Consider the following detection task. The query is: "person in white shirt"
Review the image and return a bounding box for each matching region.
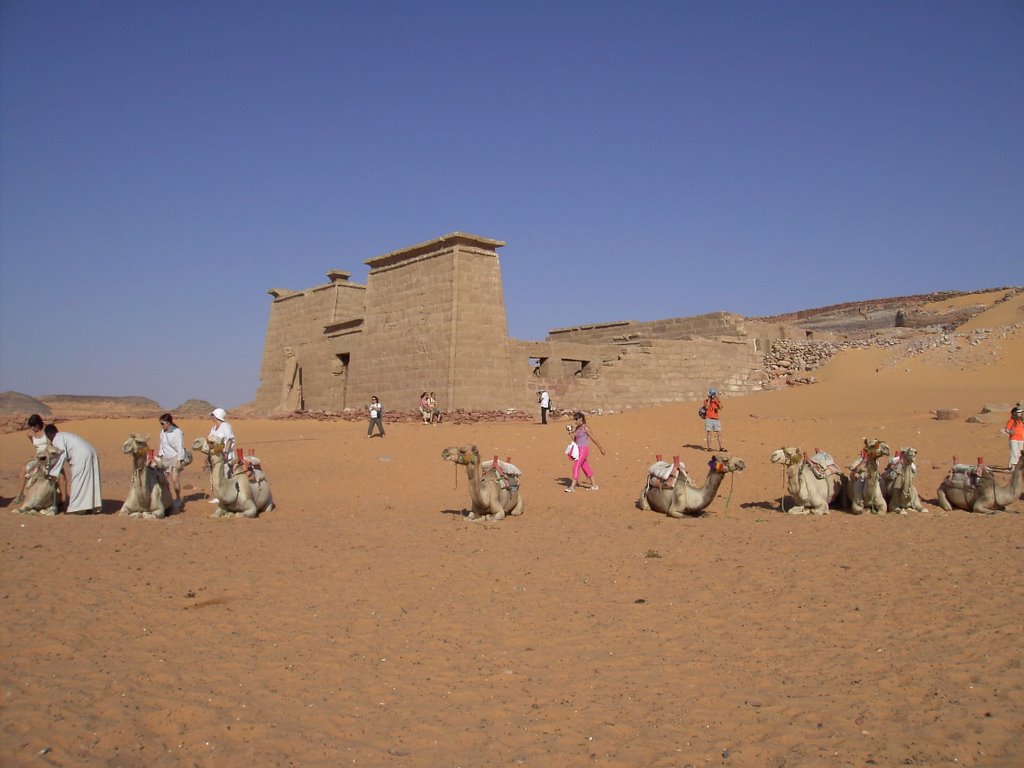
[157,413,185,505]
[207,408,236,500]
[14,413,52,504]
[538,389,550,425]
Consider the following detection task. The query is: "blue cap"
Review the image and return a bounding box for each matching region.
[709,388,717,396]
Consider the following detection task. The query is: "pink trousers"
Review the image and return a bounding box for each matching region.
[572,445,593,481]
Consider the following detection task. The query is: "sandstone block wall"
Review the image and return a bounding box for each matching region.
[509,337,764,413]
[343,233,514,412]
[255,275,366,413]
[254,232,773,417]
[548,312,749,345]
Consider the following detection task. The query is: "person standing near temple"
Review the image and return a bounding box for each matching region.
[538,389,550,425]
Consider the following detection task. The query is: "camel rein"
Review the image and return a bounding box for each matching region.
[779,459,799,514]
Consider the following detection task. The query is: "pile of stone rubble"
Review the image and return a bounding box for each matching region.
[763,337,898,384]
[764,322,1020,386]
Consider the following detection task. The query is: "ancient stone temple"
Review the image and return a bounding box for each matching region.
[255,232,769,415]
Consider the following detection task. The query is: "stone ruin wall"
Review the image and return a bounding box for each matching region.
[351,247,458,412]
[255,233,773,416]
[255,274,366,414]
[352,237,516,412]
[510,336,765,414]
[547,311,750,345]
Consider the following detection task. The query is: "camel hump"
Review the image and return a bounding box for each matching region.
[489,459,521,476]
[648,461,684,480]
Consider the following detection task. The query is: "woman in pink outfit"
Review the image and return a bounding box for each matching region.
[565,412,605,492]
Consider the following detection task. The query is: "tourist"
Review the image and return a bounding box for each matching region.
[208,408,235,455]
[157,412,185,505]
[367,396,385,438]
[538,389,550,425]
[45,424,102,514]
[14,414,53,505]
[207,408,235,501]
[419,392,431,424]
[565,411,605,492]
[429,392,442,424]
[1005,403,1024,469]
[702,388,725,452]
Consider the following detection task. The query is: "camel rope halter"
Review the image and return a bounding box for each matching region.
[778,451,800,514]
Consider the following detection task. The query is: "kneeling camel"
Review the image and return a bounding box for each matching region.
[441,444,523,521]
[937,457,1022,514]
[770,447,846,515]
[192,437,275,518]
[119,434,174,518]
[639,454,745,518]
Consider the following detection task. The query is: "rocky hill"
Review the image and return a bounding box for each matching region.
[751,287,1021,335]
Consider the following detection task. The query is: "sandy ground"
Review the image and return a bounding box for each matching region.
[1,304,1023,767]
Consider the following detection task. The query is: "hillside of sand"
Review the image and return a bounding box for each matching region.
[0,293,1022,768]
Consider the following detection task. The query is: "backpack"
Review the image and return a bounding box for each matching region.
[698,405,707,419]
[181,447,193,467]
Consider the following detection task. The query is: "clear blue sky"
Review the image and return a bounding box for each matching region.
[1,1,1021,409]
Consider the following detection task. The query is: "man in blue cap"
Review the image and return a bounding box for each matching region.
[701,388,725,452]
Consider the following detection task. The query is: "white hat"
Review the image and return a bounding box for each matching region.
[211,408,227,421]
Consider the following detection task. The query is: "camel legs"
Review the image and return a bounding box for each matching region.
[936,490,954,512]
[508,495,524,516]
[638,489,652,511]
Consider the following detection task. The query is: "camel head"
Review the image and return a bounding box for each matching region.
[770,447,802,467]
[862,438,891,461]
[897,447,917,465]
[441,445,480,467]
[191,436,221,456]
[709,454,745,474]
[122,434,150,456]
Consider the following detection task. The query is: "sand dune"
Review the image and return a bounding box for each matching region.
[1,305,1022,767]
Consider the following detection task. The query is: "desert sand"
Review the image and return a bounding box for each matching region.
[1,297,1023,768]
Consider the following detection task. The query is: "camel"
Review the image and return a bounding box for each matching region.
[846,438,891,515]
[639,454,745,518]
[441,444,523,521]
[13,446,61,516]
[880,447,926,514]
[191,437,275,518]
[936,457,1023,514]
[770,447,846,515]
[119,434,174,519]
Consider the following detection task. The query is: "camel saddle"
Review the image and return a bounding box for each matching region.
[646,460,688,490]
[944,464,985,490]
[807,452,841,480]
[486,458,521,493]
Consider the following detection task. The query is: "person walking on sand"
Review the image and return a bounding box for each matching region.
[367,396,385,438]
[565,412,605,492]
[157,413,185,507]
[1005,403,1024,469]
[702,388,725,452]
[45,424,102,514]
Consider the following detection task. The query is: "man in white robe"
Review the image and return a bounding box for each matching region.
[45,425,102,514]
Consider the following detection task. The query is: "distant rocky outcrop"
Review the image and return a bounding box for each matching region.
[752,287,1021,335]
[0,391,52,417]
[37,395,162,417]
[172,399,217,417]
